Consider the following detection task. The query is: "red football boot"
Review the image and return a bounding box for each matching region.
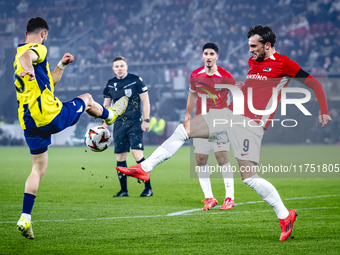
[220,197,235,210]
[116,163,150,182]
[279,209,297,241]
[201,198,218,211]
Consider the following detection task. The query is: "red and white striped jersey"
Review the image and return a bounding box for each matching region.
[190,66,236,115]
[229,52,329,130]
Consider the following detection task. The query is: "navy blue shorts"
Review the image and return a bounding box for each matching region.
[24,98,86,155]
[113,118,143,154]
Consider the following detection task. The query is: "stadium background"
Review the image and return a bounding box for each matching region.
[0,0,339,146]
[0,1,339,254]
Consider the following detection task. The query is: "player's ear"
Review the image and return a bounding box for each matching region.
[216,54,219,60]
[126,65,128,70]
[265,42,271,50]
[25,32,27,37]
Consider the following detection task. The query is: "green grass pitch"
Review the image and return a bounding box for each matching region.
[0,145,339,254]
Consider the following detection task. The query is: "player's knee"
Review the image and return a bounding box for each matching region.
[32,167,46,180]
[195,156,207,166]
[85,93,94,103]
[196,159,207,166]
[217,159,228,166]
[81,93,95,111]
[79,93,93,106]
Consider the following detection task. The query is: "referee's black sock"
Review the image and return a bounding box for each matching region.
[137,158,152,189]
[117,161,128,192]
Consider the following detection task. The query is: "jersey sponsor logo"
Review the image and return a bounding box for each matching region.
[124,88,132,97]
[197,92,219,99]
[247,73,268,80]
[123,81,136,88]
[263,67,272,72]
[241,153,249,156]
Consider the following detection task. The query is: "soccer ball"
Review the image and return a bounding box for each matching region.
[85,126,112,152]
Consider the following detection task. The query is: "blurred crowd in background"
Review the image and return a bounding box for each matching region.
[0,0,339,144]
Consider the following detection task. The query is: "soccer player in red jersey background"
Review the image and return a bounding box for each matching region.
[117,25,332,241]
[185,43,236,211]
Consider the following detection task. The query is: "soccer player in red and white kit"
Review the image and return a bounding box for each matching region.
[116,25,332,241]
[185,43,236,211]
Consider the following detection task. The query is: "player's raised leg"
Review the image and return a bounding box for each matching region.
[17,151,48,239]
[116,115,209,180]
[239,159,297,241]
[77,93,128,125]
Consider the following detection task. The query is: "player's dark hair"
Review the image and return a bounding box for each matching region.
[247,25,276,47]
[202,43,219,54]
[113,56,127,63]
[26,17,49,34]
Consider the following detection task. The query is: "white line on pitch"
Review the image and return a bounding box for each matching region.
[1,206,338,224]
[182,207,339,216]
[167,194,339,216]
[0,194,338,224]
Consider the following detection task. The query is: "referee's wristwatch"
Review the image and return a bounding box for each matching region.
[144,118,150,123]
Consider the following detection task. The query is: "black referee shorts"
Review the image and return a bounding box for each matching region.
[113,118,144,154]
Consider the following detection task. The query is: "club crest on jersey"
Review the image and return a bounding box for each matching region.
[124,88,132,97]
[263,67,272,72]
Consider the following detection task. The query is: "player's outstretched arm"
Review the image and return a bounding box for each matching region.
[19,50,38,81]
[292,67,331,127]
[302,75,332,127]
[51,53,74,86]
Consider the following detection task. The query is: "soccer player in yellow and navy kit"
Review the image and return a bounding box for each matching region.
[15,17,128,239]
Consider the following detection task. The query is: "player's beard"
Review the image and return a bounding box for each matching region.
[254,47,266,62]
[205,60,213,69]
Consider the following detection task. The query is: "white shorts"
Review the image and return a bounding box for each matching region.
[202,108,264,163]
[193,138,230,155]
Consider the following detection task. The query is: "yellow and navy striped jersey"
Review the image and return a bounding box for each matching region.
[13,43,62,130]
